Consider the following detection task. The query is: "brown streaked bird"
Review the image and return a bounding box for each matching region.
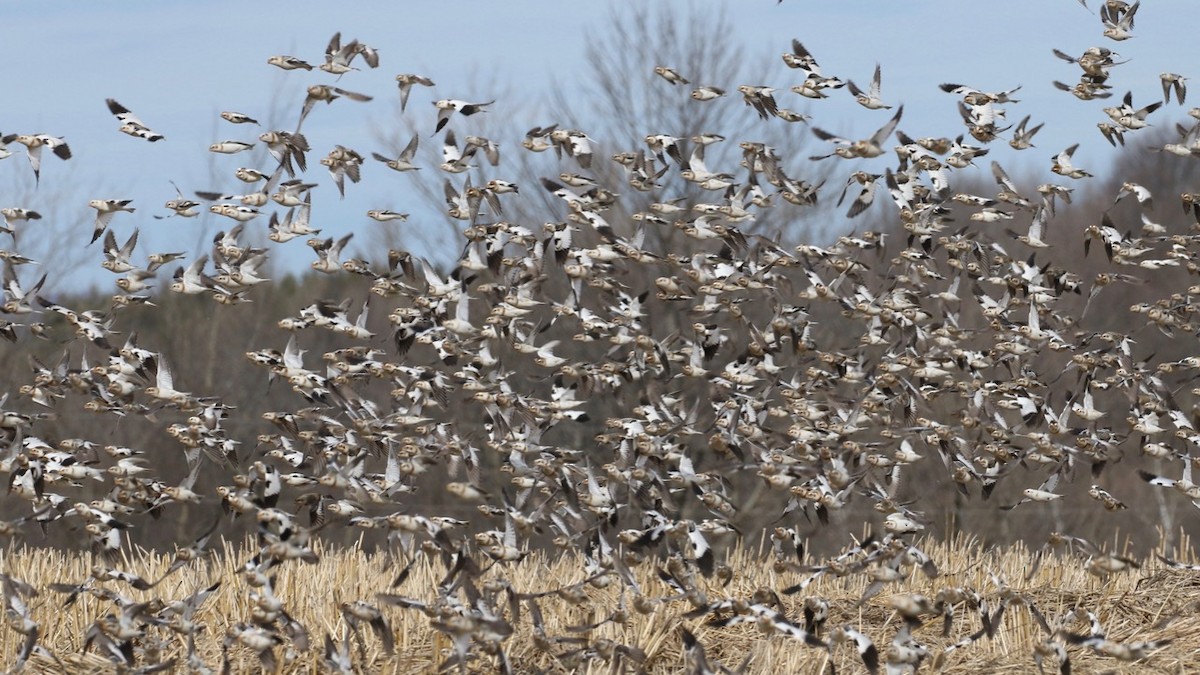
[321,145,365,197]
[300,85,373,127]
[838,171,881,218]
[810,105,903,159]
[395,74,435,113]
[1100,0,1139,41]
[737,85,779,120]
[1008,114,1044,150]
[1160,72,1187,104]
[372,133,420,172]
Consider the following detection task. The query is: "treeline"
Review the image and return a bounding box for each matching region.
[2,124,1198,556]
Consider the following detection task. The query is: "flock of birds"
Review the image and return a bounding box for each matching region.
[2,1,1200,672]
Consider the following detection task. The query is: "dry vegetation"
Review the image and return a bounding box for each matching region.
[2,534,1200,673]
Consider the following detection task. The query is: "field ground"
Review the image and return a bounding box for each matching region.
[2,533,1199,673]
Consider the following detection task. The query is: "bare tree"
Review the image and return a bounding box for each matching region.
[369,4,836,263]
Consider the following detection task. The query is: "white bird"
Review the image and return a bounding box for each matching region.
[433,98,495,134]
[1139,458,1200,508]
[106,99,164,142]
[209,140,254,154]
[1008,206,1052,248]
[169,255,210,295]
[1001,473,1062,509]
[310,233,354,274]
[146,354,191,406]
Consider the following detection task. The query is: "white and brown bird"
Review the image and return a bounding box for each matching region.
[0,208,41,233]
[654,66,689,85]
[737,85,780,120]
[267,55,313,71]
[310,233,354,274]
[1101,0,1139,40]
[2,133,71,185]
[690,85,726,101]
[220,111,260,125]
[88,199,135,244]
[846,63,891,109]
[1051,144,1092,179]
[321,32,379,75]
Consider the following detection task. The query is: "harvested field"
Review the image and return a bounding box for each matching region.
[2,533,1198,673]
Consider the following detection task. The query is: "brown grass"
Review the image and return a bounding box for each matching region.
[4,533,1200,673]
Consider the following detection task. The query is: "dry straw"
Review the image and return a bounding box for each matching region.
[1,531,1197,673]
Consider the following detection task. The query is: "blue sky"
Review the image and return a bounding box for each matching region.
[2,0,1194,291]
